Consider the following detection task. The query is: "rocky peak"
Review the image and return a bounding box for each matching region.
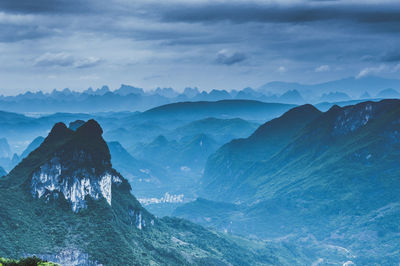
[46,122,74,143]
[30,120,122,212]
[331,100,400,136]
[75,119,103,137]
[68,120,85,131]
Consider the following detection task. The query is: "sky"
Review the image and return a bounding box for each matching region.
[1,0,400,94]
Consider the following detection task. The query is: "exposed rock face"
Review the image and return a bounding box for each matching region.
[128,208,148,230]
[31,156,121,212]
[30,119,123,212]
[333,103,374,135]
[31,249,97,266]
[332,100,400,136]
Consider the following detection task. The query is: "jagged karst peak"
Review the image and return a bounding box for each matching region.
[75,119,103,137]
[47,122,73,141]
[68,119,85,131]
[30,119,123,212]
[327,104,341,112]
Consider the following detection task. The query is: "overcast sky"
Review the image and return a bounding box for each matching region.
[1,0,400,94]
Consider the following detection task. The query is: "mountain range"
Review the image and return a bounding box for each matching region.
[1,76,400,113]
[258,76,400,99]
[0,99,294,219]
[1,93,400,264]
[175,99,400,264]
[0,119,312,265]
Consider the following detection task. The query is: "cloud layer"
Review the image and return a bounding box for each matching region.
[0,0,399,94]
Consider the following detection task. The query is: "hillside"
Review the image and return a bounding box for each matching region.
[201,104,322,202]
[177,100,400,264]
[141,100,296,122]
[169,117,259,144]
[0,120,307,265]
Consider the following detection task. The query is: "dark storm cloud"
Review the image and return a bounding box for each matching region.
[1,1,400,45]
[1,0,400,92]
[158,2,400,25]
[216,51,246,65]
[0,0,97,14]
[0,24,54,42]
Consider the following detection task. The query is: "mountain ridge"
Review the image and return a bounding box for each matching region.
[177,99,400,264]
[0,119,306,265]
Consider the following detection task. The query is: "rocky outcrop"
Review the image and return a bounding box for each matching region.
[30,120,123,212]
[30,249,98,266]
[31,156,122,212]
[333,103,374,135]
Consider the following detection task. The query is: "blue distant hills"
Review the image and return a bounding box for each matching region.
[1,76,400,113]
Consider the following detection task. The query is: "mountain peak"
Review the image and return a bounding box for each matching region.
[49,122,69,135]
[47,122,73,142]
[28,120,122,212]
[68,119,85,131]
[285,103,320,115]
[75,119,103,137]
[327,104,341,112]
[250,104,321,141]
[153,135,168,145]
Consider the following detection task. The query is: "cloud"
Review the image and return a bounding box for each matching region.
[1,0,400,92]
[79,74,100,80]
[75,57,103,68]
[34,52,102,68]
[0,12,36,24]
[315,65,330,72]
[158,1,400,26]
[278,66,287,73]
[0,23,55,42]
[0,0,99,14]
[381,51,400,62]
[356,65,385,78]
[34,52,75,67]
[215,50,246,65]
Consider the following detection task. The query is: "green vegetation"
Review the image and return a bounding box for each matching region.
[183,100,400,264]
[0,256,57,266]
[0,119,304,265]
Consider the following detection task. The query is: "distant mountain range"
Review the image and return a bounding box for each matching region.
[175,99,400,264]
[258,75,400,99]
[1,76,400,113]
[141,100,295,123]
